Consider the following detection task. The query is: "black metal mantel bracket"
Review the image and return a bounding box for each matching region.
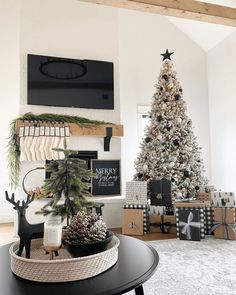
[104,127,113,152]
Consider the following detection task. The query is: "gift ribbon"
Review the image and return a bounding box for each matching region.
[209,207,236,240]
[179,212,201,240]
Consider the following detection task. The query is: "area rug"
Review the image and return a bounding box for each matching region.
[126,237,236,295]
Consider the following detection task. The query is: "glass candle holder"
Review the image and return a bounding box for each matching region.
[43,215,62,248]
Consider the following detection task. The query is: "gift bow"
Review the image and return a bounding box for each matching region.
[179,212,201,240]
[210,207,236,240]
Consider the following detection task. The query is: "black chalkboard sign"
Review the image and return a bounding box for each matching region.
[91,160,121,195]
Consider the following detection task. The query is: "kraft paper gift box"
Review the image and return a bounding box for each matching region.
[211,208,236,240]
[211,192,235,207]
[176,208,205,241]
[196,192,211,204]
[149,179,172,207]
[123,204,149,234]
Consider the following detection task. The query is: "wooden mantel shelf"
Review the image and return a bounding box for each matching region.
[16,120,123,152]
[16,120,123,137]
[68,123,123,137]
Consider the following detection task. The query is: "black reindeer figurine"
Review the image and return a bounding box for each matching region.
[5,191,44,259]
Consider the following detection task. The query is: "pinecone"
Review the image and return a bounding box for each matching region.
[63,211,107,245]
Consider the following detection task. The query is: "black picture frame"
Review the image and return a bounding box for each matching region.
[91,160,121,196]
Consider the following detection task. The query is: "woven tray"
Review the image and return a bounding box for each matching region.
[9,236,120,283]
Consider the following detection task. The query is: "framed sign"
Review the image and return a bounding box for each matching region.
[91,160,121,195]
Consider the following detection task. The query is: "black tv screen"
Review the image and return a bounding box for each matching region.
[27,54,114,109]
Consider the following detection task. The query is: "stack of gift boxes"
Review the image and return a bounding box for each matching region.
[175,188,236,241]
[149,178,176,234]
[122,181,149,235]
[123,179,235,241]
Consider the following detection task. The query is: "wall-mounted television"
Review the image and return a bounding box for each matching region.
[27,54,114,109]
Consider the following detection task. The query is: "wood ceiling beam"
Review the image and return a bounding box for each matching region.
[80,0,236,27]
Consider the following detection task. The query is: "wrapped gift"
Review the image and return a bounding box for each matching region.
[211,192,235,207]
[200,185,215,193]
[149,178,172,207]
[210,208,236,240]
[196,192,211,204]
[176,208,205,240]
[149,214,176,234]
[123,204,149,234]
[125,181,148,205]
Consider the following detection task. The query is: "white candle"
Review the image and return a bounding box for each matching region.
[43,216,62,247]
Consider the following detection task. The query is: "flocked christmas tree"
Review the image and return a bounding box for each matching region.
[134,50,208,199]
[38,144,94,225]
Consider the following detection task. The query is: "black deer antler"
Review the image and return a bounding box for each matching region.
[22,194,35,207]
[5,191,20,209]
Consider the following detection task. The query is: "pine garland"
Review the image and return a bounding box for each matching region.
[8,113,113,189]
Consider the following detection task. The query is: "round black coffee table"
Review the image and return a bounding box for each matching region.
[0,235,159,295]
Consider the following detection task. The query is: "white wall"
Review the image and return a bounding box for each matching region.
[19,0,121,161]
[118,10,211,190]
[207,31,236,192]
[0,1,212,226]
[0,0,20,222]
[17,0,122,227]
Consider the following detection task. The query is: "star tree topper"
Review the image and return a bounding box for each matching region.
[161,49,174,61]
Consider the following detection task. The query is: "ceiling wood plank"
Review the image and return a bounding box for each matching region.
[80,0,236,27]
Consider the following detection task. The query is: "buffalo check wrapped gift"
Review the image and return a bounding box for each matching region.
[176,207,205,241]
[210,208,236,240]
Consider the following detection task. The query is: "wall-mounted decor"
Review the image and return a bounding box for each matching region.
[91,160,120,195]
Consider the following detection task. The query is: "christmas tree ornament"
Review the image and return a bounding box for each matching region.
[184,170,191,178]
[173,139,179,146]
[162,74,169,81]
[134,50,208,200]
[143,164,148,171]
[175,94,181,101]
[145,137,151,143]
[137,173,144,179]
[157,115,163,122]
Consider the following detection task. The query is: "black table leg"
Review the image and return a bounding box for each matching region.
[135,285,144,295]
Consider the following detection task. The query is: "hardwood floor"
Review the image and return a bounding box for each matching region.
[110,228,176,241]
[0,223,18,246]
[0,224,176,246]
